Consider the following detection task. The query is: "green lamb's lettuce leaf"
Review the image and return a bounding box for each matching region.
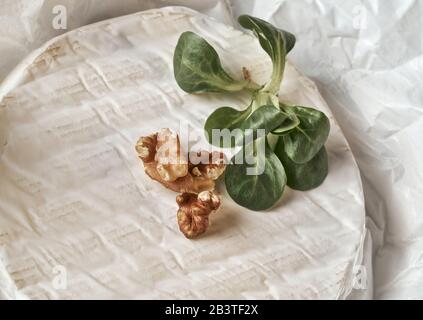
[280,105,330,163]
[173,31,254,93]
[205,105,288,148]
[204,105,252,147]
[271,103,301,134]
[275,140,328,191]
[238,15,296,94]
[225,139,286,211]
[238,105,288,143]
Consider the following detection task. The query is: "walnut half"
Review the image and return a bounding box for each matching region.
[135,129,226,194]
[136,128,188,182]
[176,191,221,239]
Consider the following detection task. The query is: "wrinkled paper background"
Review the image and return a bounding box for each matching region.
[0,0,421,299]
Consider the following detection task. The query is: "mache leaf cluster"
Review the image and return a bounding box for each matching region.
[173,15,330,211]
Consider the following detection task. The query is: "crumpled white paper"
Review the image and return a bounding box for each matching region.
[230,0,423,299]
[0,0,421,299]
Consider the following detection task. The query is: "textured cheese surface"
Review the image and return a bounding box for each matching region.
[0,7,365,299]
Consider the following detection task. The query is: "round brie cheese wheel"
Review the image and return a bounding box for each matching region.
[0,7,365,299]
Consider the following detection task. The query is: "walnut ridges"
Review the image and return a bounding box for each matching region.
[135,129,225,194]
[135,128,226,238]
[176,191,221,239]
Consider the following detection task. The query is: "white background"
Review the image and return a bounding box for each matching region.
[0,0,422,299]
